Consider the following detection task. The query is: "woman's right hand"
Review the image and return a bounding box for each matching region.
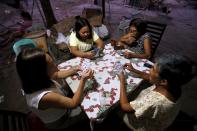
[124,51,131,58]
[127,34,136,44]
[81,69,94,80]
[124,63,135,72]
[72,66,81,73]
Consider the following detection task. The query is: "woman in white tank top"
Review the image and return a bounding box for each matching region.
[16,48,94,129]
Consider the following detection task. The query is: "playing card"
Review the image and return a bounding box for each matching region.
[116,50,124,56]
[113,61,123,75]
[78,59,91,76]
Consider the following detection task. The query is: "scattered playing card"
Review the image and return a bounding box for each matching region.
[104,77,111,84]
[107,67,113,72]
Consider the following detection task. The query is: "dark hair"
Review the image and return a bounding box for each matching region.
[16,48,52,94]
[129,18,147,35]
[156,54,195,99]
[20,11,32,21]
[74,16,92,40]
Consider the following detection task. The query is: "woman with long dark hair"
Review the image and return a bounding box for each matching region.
[16,48,94,129]
[69,16,104,59]
[118,18,152,59]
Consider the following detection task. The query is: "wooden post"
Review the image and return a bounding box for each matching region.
[39,0,57,28]
[102,0,105,19]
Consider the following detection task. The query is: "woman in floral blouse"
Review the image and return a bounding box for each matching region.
[119,54,194,131]
[118,18,152,59]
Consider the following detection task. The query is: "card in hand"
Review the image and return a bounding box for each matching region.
[113,61,123,75]
[117,50,124,56]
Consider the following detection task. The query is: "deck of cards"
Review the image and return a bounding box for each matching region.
[113,61,123,75]
[78,59,91,76]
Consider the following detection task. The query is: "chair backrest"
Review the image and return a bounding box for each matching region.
[0,110,30,131]
[146,21,167,60]
[0,110,47,131]
[13,38,37,56]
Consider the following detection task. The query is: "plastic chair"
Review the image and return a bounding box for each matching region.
[13,38,37,56]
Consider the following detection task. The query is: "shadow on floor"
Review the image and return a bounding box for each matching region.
[168,111,197,131]
[56,111,197,131]
[50,111,130,131]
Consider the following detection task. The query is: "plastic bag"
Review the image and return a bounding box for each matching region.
[56,32,70,45]
[93,24,109,39]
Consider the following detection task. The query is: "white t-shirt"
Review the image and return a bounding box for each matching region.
[124,85,181,131]
[25,80,67,124]
[69,31,99,52]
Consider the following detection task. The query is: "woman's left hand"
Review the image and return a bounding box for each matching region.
[81,69,94,80]
[85,51,94,59]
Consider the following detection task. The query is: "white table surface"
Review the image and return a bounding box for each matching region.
[58,44,151,120]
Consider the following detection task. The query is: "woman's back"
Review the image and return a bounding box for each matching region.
[25,80,66,124]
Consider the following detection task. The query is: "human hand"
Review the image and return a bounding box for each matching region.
[72,66,80,73]
[127,36,136,44]
[118,71,125,83]
[129,32,137,37]
[110,39,117,46]
[117,41,124,47]
[113,42,124,50]
[124,63,135,72]
[81,69,94,80]
[124,51,131,58]
[85,51,94,59]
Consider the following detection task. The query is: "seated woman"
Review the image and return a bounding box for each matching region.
[118,18,152,59]
[15,44,78,79]
[69,16,104,59]
[119,54,194,130]
[16,48,94,129]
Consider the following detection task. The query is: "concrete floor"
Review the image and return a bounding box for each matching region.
[0,0,197,130]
